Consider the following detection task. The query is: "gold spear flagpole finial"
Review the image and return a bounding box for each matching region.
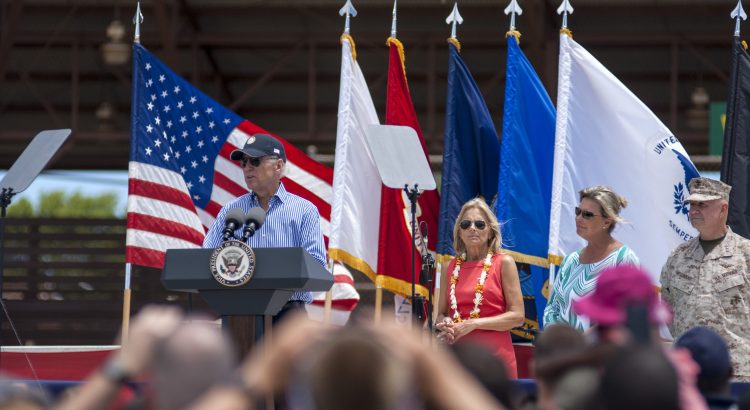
[731,0,747,37]
[132,2,144,44]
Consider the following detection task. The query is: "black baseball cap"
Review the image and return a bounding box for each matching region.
[230,134,286,162]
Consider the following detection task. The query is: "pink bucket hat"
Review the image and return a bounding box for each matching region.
[572,265,672,326]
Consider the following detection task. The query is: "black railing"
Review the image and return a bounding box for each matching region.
[0,218,205,345]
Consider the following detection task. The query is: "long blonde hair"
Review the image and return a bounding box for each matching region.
[452,198,502,257]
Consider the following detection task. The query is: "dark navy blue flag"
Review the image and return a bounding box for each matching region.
[437,41,501,258]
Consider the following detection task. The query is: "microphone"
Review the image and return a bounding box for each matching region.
[222,208,246,241]
[242,207,266,241]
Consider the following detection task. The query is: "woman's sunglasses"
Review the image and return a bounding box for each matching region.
[240,155,278,168]
[459,219,487,230]
[574,207,603,220]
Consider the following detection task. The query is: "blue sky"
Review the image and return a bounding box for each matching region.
[0,170,129,216]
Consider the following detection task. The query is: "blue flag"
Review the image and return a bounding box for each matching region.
[496,36,556,329]
[437,41,501,257]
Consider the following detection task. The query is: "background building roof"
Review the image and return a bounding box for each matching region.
[0,0,736,169]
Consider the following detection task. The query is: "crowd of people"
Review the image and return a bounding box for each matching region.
[1,270,747,410]
[2,134,748,409]
[207,132,750,390]
[431,173,750,408]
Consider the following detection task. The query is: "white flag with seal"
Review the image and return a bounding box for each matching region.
[548,33,699,282]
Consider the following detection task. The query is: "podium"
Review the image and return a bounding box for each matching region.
[162,247,333,356]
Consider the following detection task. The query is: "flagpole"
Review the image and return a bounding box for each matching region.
[446,2,463,41]
[731,0,747,37]
[374,283,383,324]
[557,0,574,36]
[324,259,334,323]
[122,264,132,341]
[121,2,143,344]
[504,0,522,34]
[368,0,392,326]
[432,260,442,323]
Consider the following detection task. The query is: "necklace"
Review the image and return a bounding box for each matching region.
[449,252,493,323]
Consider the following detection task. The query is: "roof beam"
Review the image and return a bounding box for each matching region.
[229,41,305,111]
[0,0,24,83]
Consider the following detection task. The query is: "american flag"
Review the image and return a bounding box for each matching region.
[126,43,333,269]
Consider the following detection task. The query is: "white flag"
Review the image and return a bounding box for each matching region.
[549,34,699,282]
[328,36,382,277]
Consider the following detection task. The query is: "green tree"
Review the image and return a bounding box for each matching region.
[7,191,120,217]
[6,198,34,217]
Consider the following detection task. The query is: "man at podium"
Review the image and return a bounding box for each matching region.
[202,133,327,322]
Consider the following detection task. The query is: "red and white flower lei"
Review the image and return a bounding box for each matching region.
[449,252,493,323]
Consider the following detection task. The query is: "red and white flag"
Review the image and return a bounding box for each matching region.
[377,37,440,298]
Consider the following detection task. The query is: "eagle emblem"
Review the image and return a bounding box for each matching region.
[209,240,255,287]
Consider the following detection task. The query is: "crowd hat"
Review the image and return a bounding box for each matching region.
[675,326,732,379]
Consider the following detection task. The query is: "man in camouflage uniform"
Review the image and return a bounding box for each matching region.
[661,177,750,381]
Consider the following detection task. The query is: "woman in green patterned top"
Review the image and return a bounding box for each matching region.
[543,186,639,331]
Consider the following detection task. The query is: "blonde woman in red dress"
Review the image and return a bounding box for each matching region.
[435,198,525,378]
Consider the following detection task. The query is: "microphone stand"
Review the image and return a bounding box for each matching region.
[403,184,426,325]
[0,188,15,354]
[417,220,436,333]
[422,249,435,333]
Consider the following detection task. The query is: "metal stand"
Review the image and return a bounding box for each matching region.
[421,235,436,332]
[0,128,72,353]
[361,124,437,329]
[404,184,427,325]
[0,188,15,351]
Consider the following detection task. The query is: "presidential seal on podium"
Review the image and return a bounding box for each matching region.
[209,240,256,287]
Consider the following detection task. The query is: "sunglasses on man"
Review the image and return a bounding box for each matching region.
[574,207,604,220]
[240,155,278,168]
[459,219,487,230]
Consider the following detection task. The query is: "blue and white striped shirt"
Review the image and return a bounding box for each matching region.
[203,183,327,303]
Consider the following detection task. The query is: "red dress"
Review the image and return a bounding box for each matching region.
[444,253,518,378]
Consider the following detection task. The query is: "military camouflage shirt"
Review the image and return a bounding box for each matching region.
[661,227,750,381]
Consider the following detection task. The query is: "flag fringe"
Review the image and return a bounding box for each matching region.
[386,37,407,77]
[502,250,549,268]
[505,30,521,44]
[436,253,455,267]
[442,250,550,268]
[548,253,563,266]
[340,34,357,60]
[329,248,430,298]
[447,37,462,52]
[510,317,540,339]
